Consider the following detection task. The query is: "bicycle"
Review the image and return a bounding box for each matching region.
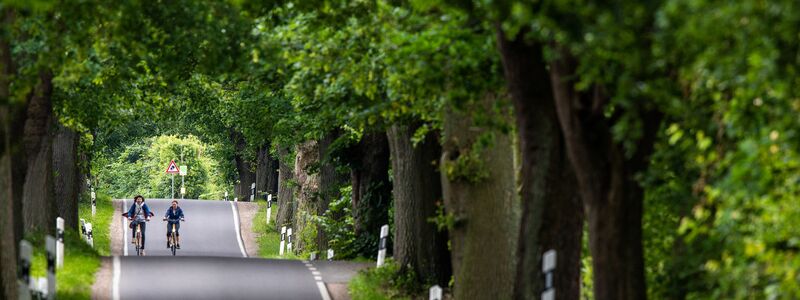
[123,212,152,256]
[164,218,185,256]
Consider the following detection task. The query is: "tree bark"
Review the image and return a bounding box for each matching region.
[387,124,451,285]
[276,146,295,230]
[293,140,320,253]
[439,95,520,299]
[316,131,346,252]
[550,47,660,300]
[230,130,255,201]
[0,13,23,296]
[496,28,584,300]
[348,131,391,257]
[52,123,80,229]
[256,143,279,200]
[22,70,56,234]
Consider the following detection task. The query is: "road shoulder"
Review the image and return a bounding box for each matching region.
[237,202,260,257]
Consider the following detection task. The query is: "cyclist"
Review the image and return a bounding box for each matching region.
[163,200,185,249]
[126,195,152,255]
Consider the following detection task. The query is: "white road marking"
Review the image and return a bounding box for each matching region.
[230,202,248,257]
[112,256,121,300]
[316,282,332,300]
[122,199,128,257]
[304,261,331,300]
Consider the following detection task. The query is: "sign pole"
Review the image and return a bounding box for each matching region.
[171,174,174,199]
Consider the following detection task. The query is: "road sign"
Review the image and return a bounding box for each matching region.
[165,160,180,174]
[179,165,187,176]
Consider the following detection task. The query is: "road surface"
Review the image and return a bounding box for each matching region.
[112,199,331,300]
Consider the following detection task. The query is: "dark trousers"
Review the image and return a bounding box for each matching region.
[167,221,180,236]
[131,220,146,248]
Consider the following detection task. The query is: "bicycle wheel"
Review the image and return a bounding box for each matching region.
[136,230,142,256]
[171,233,176,256]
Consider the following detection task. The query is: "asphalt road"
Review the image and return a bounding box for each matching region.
[113,199,329,300]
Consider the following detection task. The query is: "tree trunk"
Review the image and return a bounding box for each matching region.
[0,14,23,297]
[439,95,520,299]
[550,47,660,300]
[256,144,269,199]
[496,29,584,300]
[256,143,279,200]
[22,70,56,235]
[293,140,320,253]
[52,123,80,228]
[387,124,451,285]
[316,131,346,252]
[230,130,255,201]
[349,131,391,257]
[276,146,295,230]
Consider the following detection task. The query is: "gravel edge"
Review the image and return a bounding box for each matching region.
[236,202,260,257]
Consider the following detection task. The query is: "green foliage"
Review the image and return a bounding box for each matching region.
[318,186,357,259]
[95,135,226,200]
[349,260,429,300]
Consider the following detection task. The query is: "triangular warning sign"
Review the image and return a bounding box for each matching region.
[165,160,181,174]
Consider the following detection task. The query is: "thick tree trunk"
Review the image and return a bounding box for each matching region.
[550,47,659,300]
[0,16,23,297]
[348,132,391,257]
[387,124,451,285]
[316,131,346,252]
[256,145,268,199]
[22,71,56,234]
[230,130,255,201]
[496,29,584,300]
[275,146,295,230]
[293,140,320,253]
[256,144,279,200]
[52,123,80,228]
[439,95,520,299]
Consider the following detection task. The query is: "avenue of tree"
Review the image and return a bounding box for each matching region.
[2,0,800,299]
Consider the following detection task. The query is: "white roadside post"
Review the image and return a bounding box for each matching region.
[542,249,557,300]
[18,240,32,300]
[90,188,96,216]
[250,183,255,202]
[180,165,187,200]
[225,191,229,201]
[85,223,94,248]
[377,224,389,267]
[327,248,334,261]
[279,226,287,256]
[266,194,272,225]
[310,252,317,261]
[429,285,443,300]
[55,217,64,269]
[286,228,293,253]
[46,236,56,300]
[234,197,238,202]
[80,219,87,243]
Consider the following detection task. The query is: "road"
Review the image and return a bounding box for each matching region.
[112,199,331,300]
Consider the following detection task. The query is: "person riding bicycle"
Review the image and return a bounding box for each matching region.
[126,195,152,255]
[163,200,185,249]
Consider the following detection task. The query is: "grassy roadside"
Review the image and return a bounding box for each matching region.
[253,200,300,259]
[348,260,415,300]
[28,192,113,299]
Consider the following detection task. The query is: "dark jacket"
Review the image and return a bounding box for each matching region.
[127,203,152,221]
[164,207,184,223]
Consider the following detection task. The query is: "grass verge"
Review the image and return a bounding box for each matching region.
[28,192,114,299]
[253,201,300,259]
[349,260,431,300]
